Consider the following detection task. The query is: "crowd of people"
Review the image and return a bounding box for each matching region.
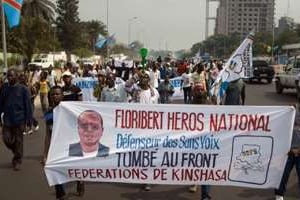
[0,55,297,200]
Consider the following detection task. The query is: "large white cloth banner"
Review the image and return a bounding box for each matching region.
[45,102,295,189]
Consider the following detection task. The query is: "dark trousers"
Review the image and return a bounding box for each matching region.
[201,185,211,199]
[275,154,300,196]
[27,102,38,128]
[183,86,192,104]
[55,181,84,198]
[2,124,25,164]
[55,184,66,199]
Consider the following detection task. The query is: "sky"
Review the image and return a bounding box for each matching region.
[77,0,300,51]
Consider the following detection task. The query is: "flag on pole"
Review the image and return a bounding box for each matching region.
[95,34,116,49]
[3,0,23,28]
[210,32,254,104]
[106,34,116,46]
[95,36,107,49]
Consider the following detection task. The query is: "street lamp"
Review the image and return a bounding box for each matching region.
[106,0,110,59]
[128,17,138,46]
[51,24,56,65]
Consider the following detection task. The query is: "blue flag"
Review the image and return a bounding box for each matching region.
[3,0,23,28]
[106,34,116,46]
[95,34,116,49]
[95,38,107,49]
[95,34,107,49]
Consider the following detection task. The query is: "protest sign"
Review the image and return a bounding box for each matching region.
[45,102,294,189]
[73,77,98,101]
[73,76,183,101]
[166,76,183,100]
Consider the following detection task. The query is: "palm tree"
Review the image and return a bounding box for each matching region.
[22,0,56,23]
[81,20,108,52]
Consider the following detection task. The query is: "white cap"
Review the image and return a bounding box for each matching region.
[62,70,72,77]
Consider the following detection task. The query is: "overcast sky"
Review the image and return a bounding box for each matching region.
[77,0,300,51]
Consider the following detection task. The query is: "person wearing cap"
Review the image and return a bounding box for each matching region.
[61,71,82,101]
[60,70,85,196]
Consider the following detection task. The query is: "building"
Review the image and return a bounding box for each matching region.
[277,16,296,35]
[215,0,275,38]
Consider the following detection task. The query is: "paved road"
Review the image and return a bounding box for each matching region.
[0,81,298,200]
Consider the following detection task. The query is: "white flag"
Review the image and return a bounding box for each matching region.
[210,32,254,102]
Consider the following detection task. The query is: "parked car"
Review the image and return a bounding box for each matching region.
[28,58,54,69]
[275,55,300,94]
[248,60,274,83]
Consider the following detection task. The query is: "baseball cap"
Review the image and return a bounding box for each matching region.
[62,71,72,77]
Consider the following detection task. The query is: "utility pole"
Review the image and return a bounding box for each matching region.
[1,0,7,69]
[128,17,138,46]
[106,0,109,59]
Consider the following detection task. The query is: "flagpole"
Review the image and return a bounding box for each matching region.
[1,0,8,70]
[106,0,109,59]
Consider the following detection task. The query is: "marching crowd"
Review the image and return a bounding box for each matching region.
[0,56,298,200]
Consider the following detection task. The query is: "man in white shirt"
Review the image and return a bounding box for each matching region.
[139,73,159,104]
[181,68,192,104]
[137,73,159,192]
[149,65,160,89]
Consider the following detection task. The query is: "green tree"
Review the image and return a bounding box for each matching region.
[73,48,93,59]
[276,29,300,48]
[6,17,54,62]
[0,0,56,64]
[189,34,240,59]
[56,0,81,61]
[80,20,107,52]
[252,32,273,56]
[22,0,56,23]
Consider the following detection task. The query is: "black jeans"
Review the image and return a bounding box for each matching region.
[275,154,300,196]
[183,86,192,104]
[54,181,84,198]
[55,184,65,199]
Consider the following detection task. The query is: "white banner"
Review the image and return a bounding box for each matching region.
[73,77,183,102]
[73,77,98,101]
[45,102,295,188]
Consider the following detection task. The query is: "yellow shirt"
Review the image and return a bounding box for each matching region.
[40,80,49,94]
[192,71,206,84]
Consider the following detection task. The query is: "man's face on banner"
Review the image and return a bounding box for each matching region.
[78,111,103,151]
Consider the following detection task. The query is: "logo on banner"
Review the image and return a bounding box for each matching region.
[233,144,264,175]
[228,135,273,185]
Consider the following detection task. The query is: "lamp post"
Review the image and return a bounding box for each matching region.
[106,0,109,58]
[1,0,7,69]
[51,24,56,66]
[128,17,138,46]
